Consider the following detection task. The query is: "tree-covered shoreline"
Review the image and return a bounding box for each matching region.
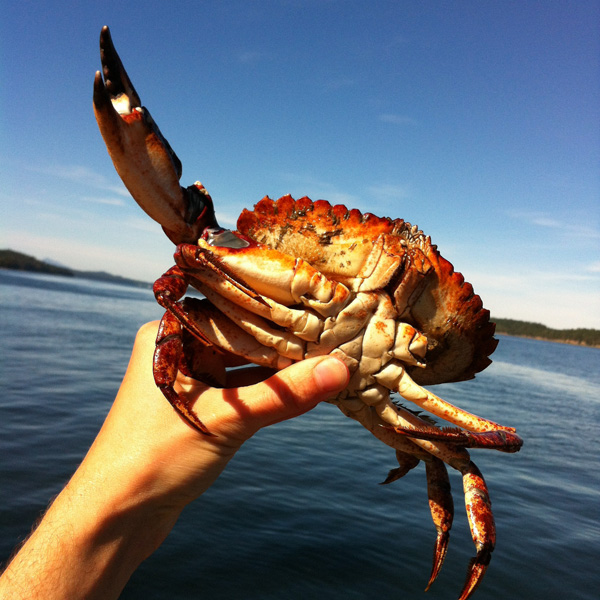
[0,249,74,277]
[493,318,599,348]
[0,249,150,289]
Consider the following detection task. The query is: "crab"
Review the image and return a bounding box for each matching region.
[93,26,522,600]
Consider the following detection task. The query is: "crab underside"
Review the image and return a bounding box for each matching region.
[93,26,522,600]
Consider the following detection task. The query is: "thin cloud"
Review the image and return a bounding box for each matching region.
[278,172,360,207]
[472,266,597,289]
[29,164,130,197]
[238,50,266,64]
[378,114,418,126]
[9,195,157,235]
[324,77,357,91]
[81,196,128,207]
[215,211,241,228]
[530,215,563,228]
[586,261,600,273]
[468,267,600,329]
[509,210,600,240]
[123,215,163,233]
[366,183,410,201]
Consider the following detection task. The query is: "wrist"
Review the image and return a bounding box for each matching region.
[62,450,186,555]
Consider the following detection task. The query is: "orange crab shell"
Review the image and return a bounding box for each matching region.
[237,195,498,387]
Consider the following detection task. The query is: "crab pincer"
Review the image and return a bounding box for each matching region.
[93,26,220,245]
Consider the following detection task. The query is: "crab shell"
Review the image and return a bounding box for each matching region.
[236,194,498,387]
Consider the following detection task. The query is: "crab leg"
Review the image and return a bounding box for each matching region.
[380,449,421,484]
[371,397,504,597]
[340,400,497,597]
[154,309,214,435]
[339,403,459,588]
[154,301,272,431]
[387,429,496,600]
[200,287,307,360]
[458,461,495,600]
[379,448,454,591]
[397,373,516,434]
[379,449,453,590]
[374,361,518,438]
[153,264,217,347]
[153,266,298,434]
[172,243,367,347]
[424,457,453,591]
[154,269,291,371]
[392,424,523,453]
[198,289,378,361]
[175,245,323,342]
[371,401,473,468]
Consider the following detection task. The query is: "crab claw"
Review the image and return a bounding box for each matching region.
[458,461,495,600]
[93,26,218,244]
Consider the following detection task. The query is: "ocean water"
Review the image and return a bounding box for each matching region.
[1,269,598,599]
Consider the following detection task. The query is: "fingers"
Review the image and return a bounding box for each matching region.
[218,355,350,436]
[225,366,278,387]
[129,321,350,441]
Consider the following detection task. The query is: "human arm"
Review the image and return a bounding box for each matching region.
[0,321,349,600]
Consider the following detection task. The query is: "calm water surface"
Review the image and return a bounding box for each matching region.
[1,270,599,599]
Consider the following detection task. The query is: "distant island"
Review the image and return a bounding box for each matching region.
[0,249,151,289]
[2,248,598,347]
[492,318,599,348]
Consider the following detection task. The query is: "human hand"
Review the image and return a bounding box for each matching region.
[89,320,350,512]
[0,321,349,600]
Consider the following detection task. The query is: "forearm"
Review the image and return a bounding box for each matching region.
[0,465,182,600]
[0,324,237,600]
[0,412,236,600]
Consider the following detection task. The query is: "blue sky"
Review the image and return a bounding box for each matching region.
[1,1,599,329]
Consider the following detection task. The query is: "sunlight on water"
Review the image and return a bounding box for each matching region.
[491,359,600,397]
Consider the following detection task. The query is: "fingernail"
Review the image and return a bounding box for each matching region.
[313,357,349,393]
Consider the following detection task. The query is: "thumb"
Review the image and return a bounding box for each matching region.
[234,355,350,434]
